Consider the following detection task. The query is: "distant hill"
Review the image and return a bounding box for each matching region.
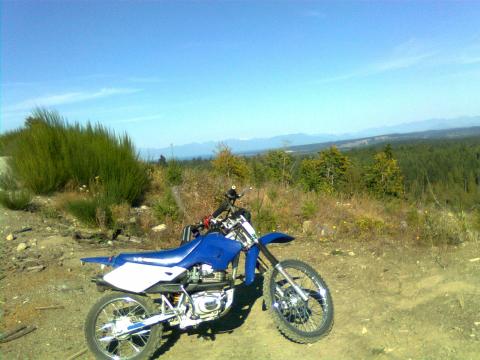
[140,115,480,159]
[286,126,480,155]
[140,133,340,160]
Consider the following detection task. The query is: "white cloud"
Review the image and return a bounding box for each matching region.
[302,10,326,19]
[317,39,435,83]
[5,87,141,111]
[108,114,163,124]
[374,39,435,71]
[454,43,480,65]
[127,76,164,84]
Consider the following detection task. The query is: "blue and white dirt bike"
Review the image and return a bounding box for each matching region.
[82,186,334,360]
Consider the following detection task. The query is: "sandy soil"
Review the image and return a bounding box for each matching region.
[1,208,479,360]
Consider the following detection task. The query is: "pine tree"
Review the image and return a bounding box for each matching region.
[211,144,250,180]
[300,146,351,193]
[365,145,404,197]
[264,149,294,186]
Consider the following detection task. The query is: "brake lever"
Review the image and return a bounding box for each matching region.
[239,186,253,198]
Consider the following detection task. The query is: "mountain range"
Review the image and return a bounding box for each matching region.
[139,115,480,160]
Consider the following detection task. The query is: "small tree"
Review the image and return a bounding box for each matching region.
[165,159,183,186]
[365,145,404,197]
[157,155,167,167]
[249,156,268,187]
[264,149,294,186]
[300,146,351,192]
[212,144,250,180]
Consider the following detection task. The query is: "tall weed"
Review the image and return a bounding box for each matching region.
[2,109,149,205]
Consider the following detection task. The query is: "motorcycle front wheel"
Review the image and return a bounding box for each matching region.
[84,293,162,360]
[263,259,334,343]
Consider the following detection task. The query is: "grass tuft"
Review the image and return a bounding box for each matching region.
[0,189,32,210]
[65,197,112,228]
[154,189,180,222]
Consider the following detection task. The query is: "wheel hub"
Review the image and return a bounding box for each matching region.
[112,316,134,339]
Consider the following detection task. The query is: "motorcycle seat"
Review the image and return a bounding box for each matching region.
[115,238,202,267]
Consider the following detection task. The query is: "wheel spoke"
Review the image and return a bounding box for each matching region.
[270,263,331,335]
[128,340,141,353]
[92,296,155,359]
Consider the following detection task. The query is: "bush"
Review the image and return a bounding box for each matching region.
[299,146,351,193]
[154,189,180,222]
[364,145,404,198]
[165,160,183,186]
[65,197,112,228]
[0,189,32,210]
[416,209,475,245]
[212,144,250,181]
[1,109,150,205]
[263,150,294,185]
[301,199,318,219]
[254,207,278,233]
[0,172,19,191]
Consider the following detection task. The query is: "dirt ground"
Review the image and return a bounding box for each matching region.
[1,208,479,360]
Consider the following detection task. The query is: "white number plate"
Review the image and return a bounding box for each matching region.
[242,221,257,237]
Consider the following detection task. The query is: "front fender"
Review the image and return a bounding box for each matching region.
[244,232,294,285]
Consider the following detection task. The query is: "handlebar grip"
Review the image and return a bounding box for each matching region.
[212,200,229,218]
[226,188,238,200]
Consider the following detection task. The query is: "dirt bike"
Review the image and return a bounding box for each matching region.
[81,186,334,359]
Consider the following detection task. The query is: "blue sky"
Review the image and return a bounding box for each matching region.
[1,1,480,148]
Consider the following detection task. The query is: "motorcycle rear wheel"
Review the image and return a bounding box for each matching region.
[85,292,162,360]
[263,259,334,343]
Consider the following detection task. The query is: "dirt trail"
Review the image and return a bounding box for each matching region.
[1,209,479,360]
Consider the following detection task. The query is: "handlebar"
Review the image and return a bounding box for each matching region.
[211,185,253,219]
[212,200,229,218]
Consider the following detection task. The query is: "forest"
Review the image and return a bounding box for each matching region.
[1,111,478,248]
[173,136,480,211]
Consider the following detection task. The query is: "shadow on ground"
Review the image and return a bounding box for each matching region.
[152,276,264,358]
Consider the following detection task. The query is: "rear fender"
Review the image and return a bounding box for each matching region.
[81,256,115,267]
[244,232,294,285]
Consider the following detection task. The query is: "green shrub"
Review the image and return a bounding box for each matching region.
[364,145,404,198]
[263,150,294,185]
[254,206,277,233]
[211,144,250,180]
[2,109,150,205]
[0,172,19,191]
[65,197,112,228]
[0,189,32,210]
[301,199,318,219]
[166,160,183,186]
[40,206,61,219]
[416,210,475,245]
[355,217,386,236]
[299,146,351,193]
[154,189,180,222]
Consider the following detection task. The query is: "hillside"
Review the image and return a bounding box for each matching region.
[140,116,480,159]
[286,126,480,155]
[1,189,480,359]
[1,111,479,360]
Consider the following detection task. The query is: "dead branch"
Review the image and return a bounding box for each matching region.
[35,305,65,311]
[66,347,88,360]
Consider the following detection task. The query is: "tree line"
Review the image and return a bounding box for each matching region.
[161,136,480,209]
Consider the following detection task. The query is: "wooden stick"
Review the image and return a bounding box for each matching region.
[35,305,64,311]
[14,227,33,234]
[0,326,36,343]
[0,325,26,341]
[66,347,88,360]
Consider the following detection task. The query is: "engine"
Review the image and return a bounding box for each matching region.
[188,264,227,283]
[179,264,234,325]
[191,291,226,317]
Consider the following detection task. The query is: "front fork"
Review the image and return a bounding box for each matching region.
[255,240,309,302]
